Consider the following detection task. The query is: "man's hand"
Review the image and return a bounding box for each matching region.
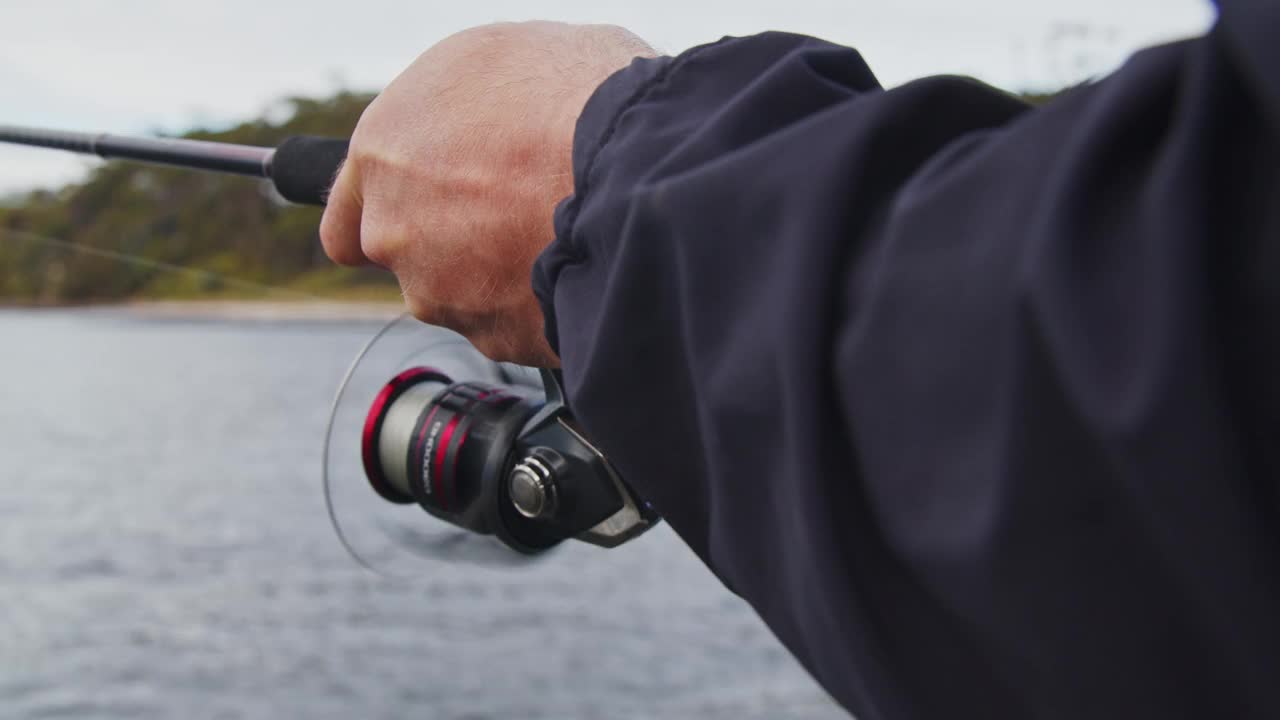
[320,21,653,366]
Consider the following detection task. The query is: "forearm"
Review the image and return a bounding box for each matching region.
[534,24,1280,720]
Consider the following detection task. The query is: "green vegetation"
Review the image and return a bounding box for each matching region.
[0,87,1067,306]
[0,91,401,305]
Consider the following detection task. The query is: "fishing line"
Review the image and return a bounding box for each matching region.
[0,227,326,302]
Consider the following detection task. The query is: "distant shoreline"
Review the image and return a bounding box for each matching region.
[0,299,407,322]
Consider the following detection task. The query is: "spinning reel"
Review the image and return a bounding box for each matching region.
[324,315,658,573]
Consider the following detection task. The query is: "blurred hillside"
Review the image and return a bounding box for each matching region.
[0,87,1064,305]
[0,92,398,304]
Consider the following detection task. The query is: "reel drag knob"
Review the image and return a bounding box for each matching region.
[508,449,564,519]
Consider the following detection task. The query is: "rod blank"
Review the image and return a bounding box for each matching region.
[0,124,273,178]
[0,124,347,206]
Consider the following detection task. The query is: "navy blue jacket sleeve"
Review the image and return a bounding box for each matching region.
[531,6,1280,719]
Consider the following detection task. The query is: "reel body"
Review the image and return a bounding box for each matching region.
[324,315,657,574]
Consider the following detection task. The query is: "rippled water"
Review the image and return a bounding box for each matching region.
[0,308,844,720]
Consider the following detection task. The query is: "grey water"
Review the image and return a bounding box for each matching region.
[0,308,844,720]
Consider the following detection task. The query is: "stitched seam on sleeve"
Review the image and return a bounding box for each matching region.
[559,39,733,260]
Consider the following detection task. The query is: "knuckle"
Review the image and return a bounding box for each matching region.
[318,162,367,267]
[320,241,360,267]
[357,216,397,269]
[319,220,359,266]
[361,237,393,269]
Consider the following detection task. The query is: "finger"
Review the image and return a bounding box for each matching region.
[319,159,369,266]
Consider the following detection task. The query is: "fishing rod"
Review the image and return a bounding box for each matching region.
[0,125,348,205]
[0,123,658,574]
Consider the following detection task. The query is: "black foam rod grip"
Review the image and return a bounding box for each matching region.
[271,136,349,206]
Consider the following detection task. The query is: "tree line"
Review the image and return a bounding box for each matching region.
[0,87,1062,305]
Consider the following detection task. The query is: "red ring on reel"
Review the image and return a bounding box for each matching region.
[360,366,451,504]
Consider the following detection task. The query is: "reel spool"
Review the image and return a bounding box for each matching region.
[323,314,657,577]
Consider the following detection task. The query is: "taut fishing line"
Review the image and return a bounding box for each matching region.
[0,227,325,302]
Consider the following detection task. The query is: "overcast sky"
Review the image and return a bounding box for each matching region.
[1,0,1215,195]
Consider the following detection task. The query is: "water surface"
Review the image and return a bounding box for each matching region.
[0,309,844,719]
